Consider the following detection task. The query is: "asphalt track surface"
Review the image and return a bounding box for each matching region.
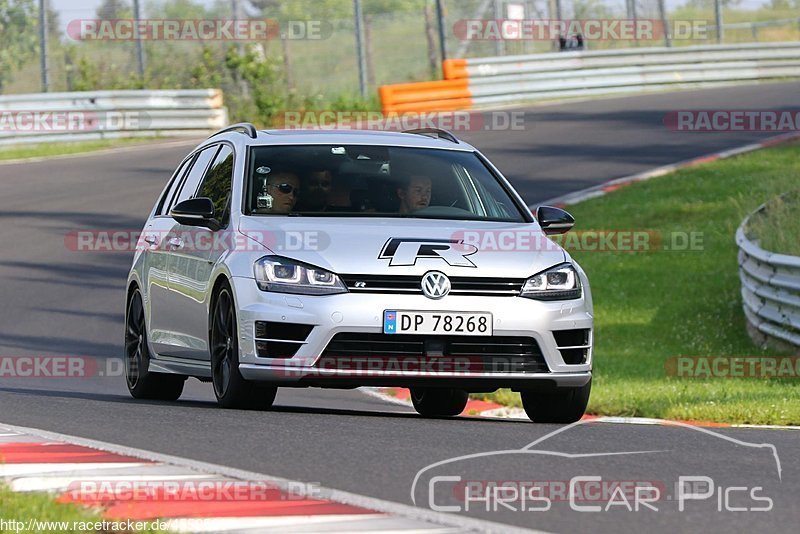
[1,82,799,533]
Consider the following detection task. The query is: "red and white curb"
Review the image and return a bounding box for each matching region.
[0,422,531,534]
[363,387,528,419]
[365,388,800,430]
[533,131,800,209]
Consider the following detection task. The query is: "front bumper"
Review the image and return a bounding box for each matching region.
[231,275,593,389]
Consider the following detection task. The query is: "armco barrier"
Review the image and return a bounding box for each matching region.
[0,89,228,146]
[379,79,472,114]
[737,192,800,351]
[380,42,800,113]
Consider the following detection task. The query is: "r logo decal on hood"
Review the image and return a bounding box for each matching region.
[378,238,478,267]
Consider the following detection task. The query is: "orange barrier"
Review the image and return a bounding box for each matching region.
[379,78,472,114]
[442,59,468,80]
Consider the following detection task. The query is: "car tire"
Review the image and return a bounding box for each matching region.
[210,284,277,410]
[520,378,592,423]
[125,288,185,401]
[410,387,469,417]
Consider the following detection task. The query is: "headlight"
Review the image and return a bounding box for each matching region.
[254,256,347,295]
[520,263,581,300]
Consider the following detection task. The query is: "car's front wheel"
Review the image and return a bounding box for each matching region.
[125,288,185,400]
[410,387,469,417]
[520,379,591,423]
[210,284,277,410]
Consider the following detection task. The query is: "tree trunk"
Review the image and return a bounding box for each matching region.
[365,14,376,87]
[281,35,294,91]
[424,2,438,78]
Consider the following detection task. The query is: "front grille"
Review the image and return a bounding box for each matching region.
[552,328,591,365]
[255,321,313,358]
[340,275,525,297]
[317,333,549,373]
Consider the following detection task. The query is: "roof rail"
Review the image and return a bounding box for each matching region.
[208,122,258,139]
[402,128,459,144]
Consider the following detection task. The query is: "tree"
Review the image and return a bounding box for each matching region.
[570,0,614,19]
[0,0,38,93]
[248,0,426,90]
[96,0,131,19]
[679,0,743,8]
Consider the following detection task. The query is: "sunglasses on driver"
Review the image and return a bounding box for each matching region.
[268,183,299,196]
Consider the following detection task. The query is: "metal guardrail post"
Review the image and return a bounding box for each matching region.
[133,0,146,80]
[657,0,671,47]
[38,0,49,92]
[715,0,724,44]
[354,0,368,98]
[436,0,448,64]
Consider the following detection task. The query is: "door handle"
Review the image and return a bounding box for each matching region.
[168,237,184,249]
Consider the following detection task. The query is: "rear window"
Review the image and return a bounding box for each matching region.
[244,145,526,222]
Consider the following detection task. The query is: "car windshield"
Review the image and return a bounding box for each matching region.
[245,144,527,222]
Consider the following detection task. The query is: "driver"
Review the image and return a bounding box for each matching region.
[397,174,432,214]
[261,170,300,214]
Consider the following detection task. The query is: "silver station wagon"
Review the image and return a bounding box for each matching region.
[125,124,593,422]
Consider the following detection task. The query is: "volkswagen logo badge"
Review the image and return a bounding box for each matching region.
[421,271,451,299]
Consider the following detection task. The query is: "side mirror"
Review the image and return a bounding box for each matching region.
[536,205,574,235]
[170,197,221,231]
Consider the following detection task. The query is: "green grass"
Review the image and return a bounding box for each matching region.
[0,138,164,162]
[0,483,163,533]
[475,142,800,424]
[747,191,800,256]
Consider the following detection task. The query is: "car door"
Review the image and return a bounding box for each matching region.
[143,155,193,357]
[167,145,235,361]
[155,144,220,359]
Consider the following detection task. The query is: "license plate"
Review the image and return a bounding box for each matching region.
[383,311,493,336]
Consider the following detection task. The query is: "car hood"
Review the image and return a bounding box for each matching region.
[238,216,566,278]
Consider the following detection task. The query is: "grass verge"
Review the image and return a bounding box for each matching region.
[747,190,800,256]
[0,138,169,162]
[474,142,800,424]
[0,483,163,533]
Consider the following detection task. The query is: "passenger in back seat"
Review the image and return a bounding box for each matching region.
[297,168,336,211]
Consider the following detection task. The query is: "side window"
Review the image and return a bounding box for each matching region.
[156,156,192,216]
[171,145,219,210]
[196,146,234,227]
